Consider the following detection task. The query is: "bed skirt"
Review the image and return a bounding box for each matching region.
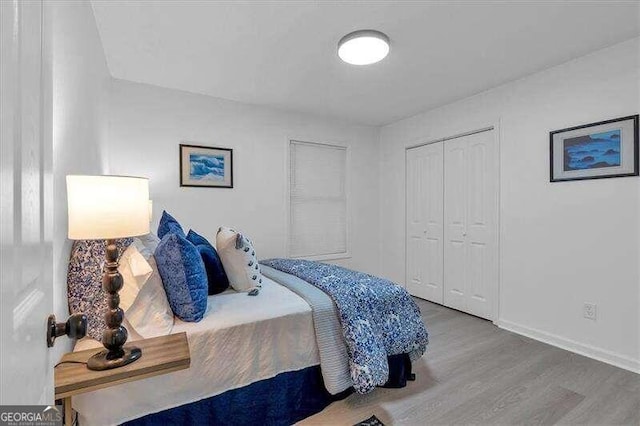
[122,354,412,426]
[122,366,346,426]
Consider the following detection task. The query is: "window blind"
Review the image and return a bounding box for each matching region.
[289,140,348,258]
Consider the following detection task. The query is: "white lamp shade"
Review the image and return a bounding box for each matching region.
[67,175,150,240]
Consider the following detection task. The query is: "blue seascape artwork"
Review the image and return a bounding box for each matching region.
[190,153,225,181]
[563,129,621,171]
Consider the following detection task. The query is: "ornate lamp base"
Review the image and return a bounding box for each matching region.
[88,239,143,371]
[87,346,142,371]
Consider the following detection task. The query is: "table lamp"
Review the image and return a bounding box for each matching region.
[66,175,150,370]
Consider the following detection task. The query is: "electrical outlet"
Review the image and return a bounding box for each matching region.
[583,303,597,321]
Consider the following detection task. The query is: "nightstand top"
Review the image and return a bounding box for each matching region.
[55,332,190,399]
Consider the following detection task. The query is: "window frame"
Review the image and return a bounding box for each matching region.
[286,138,351,261]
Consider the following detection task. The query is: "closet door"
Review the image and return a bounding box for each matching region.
[406,143,444,303]
[444,130,497,320]
[443,137,468,311]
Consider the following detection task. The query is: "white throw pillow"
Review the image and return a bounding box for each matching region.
[125,256,174,338]
[118,245,153,312]
[216,227,263,292]
[118,243,174,338]
[136,233,161,256]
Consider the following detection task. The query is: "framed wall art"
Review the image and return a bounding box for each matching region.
[180,144,233,188]
[550,115,638,182]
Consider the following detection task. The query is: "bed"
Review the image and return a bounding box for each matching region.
[71,257,427,425]
[73,275,326,425]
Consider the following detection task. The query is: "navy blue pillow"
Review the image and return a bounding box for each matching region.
[186,230,230,295]
[155,232,208,322]
[157,211,185,239]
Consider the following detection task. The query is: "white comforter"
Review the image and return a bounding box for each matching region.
[73,277,320,426]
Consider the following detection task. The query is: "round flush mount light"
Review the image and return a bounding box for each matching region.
[338,30,390,65]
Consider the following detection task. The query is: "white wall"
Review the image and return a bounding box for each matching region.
[379,38,640,372]
[107,80,380,275]
[49,0,111,362]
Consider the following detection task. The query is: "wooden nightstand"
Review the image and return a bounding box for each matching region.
[55,332,190,426]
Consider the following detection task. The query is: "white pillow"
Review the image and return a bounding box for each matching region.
[118,244,153,312]
[135,233,161,257]
[125,256,174,338]
[118,243,174,338]
[216,227,263,292]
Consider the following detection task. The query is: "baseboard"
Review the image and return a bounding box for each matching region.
[495,319,640,374]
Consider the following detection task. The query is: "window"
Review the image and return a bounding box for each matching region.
[289,140,349,260]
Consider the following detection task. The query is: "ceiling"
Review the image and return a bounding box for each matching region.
[91,1,640,126]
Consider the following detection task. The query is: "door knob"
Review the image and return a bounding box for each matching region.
[47,313,87,347]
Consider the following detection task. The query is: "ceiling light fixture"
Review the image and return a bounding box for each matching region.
[338,30,390,65]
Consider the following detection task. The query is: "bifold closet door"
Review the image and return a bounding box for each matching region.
[444,130,498,320]
[406,142,444,303]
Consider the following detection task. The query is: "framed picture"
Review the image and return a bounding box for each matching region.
[180,143,233,188]
[550,115,638,182]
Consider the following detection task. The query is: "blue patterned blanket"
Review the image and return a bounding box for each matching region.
[260,259,429,394]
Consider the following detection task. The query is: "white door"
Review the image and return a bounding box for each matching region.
[444,130,498,320]
[406,143,444,303]
[1,0,54,404]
